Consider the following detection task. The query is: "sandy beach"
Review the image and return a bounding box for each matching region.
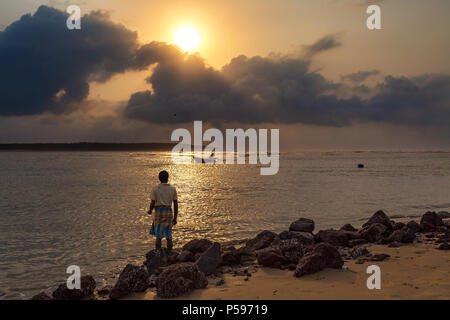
[129,240,450,300]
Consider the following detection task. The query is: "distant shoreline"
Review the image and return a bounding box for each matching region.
[0,143,176,152]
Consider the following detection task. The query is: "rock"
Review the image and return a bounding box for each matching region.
[381,228,415,244]
[393,222,406,230]
[52,275,96,300]
[359,223,391,243]
[221,247,241,266]
[350,246,370,259]
[156,262,208,298]
[145,249,168,275]
[362,210,393,230]
[215,279,225,286]
[294,243,343,277]
[177,250,195,262]
[31,292,52,300]
[278,231,315,245]
[278,238,305,263]
[245,230,278,252]
[182,239,213,255]
[287,264,297,270]
[196,242,222,275]
[109,264,150,300]
[257,247,287,268]
[437,211,450,219]
[289,218,315,233]
[340,224,358,232]
[436,235,450,243]
[420,212,443,231]
[97,286,112,296]
[369,253,390,261]
[437,243,450,250]
[406,221,422,233]
[348,238,367,247]
[314,229,360,247]
[388,242,403,248]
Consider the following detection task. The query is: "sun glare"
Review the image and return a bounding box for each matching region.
[173,26,200,52]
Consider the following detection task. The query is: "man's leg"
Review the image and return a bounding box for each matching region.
[166,238,173,251]
[155,237,162,250]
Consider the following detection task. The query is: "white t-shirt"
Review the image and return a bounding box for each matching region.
[150,183,177,207]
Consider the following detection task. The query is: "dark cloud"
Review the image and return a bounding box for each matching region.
[341,70,380,83]
[0,5,161,116]
[302,34,342,59]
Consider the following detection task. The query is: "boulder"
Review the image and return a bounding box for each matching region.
[278,238,305,264]
[340,224,358,232]
[362,210,393,230]
[393,222,406,230]
[437,243,450,250]
[420,212,443,231]
[245,230,278,252]
[314,229,360,247]
[52,275,96,300]
[278,231,314,245]
[257,247,287,268]
[221,247,241,266]
[350,246,370,259]
[196,242,222,275]
[359,223,391,243]
[145,249,168,275]
[437,211,450,219]
[406,221,422,233]
[289,218,315,233]
[348,238,367,247]
[177,250,195,262]
[109,264,150,300]
[381,228,415,244]
[182,239,213,255]
[31,292,52,300]
[156,262,208,298]
[294,243,343,277]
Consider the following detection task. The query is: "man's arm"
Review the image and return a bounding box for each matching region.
[148,200,155,215]
[173,200,178,225]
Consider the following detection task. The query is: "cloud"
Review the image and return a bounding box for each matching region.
[341,70,381,83]
[302,34,342,59]
[0,5,162,116]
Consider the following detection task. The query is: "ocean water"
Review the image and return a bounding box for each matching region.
[0,151,449,299]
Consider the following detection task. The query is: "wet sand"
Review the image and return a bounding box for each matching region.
[131,241,450,300]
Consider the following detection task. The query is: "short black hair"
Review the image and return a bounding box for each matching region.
[158,170,169,183]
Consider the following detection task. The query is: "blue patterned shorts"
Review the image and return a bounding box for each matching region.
[150,207,173,239]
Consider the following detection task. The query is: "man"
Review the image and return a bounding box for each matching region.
[147,170,178,251]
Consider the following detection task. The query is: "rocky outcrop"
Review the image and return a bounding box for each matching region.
[156,262,208,298]
[278,231,314,245]
[220,247,242,266]
[420,212,443,231]
[52,275,96,300]
[196,242,222,275]
[381,228,415,244]
[314,229,360,247]
[144,249,168,275]
[294,243,343,277]
[257,247,287,268]
[362,210,393,230]
[245,230,278,252]
[177,250,195,262]
[359,223,391,243]
[340,224,357,232]
[109,264,150,300]
[289,218,315,233]
[182,239,213,255]
[406,221,422,233]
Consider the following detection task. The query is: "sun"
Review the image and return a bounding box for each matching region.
[173,26,200,52]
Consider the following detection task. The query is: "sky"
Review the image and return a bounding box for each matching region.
[0,0,449,150]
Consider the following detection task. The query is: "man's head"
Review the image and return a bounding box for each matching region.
[158,170,169,183]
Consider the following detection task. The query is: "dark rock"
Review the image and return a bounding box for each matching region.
[278,238,305,263]
[348,238,367,247]
[196,242,222,275]
[177,250,195,262]
[31,292,52,300]
[437,211,450,219]
[369,253,390,261]
[437,242,450,250]
[362,210,393,230]
[420,212,443,231]
[156,262,208,298]
[97,286,112,296]
[381,228,415,244]
[216,279,225,286]
[436,235,450,243]
[289,218,315,233]
[145,249,168,275]
[359,223,391,243]
[388,242,404,248]
[109,264,150,300]
[182,239,213,255]
[257,247,287,268]
[287,264,297,270]
[245,230,278,252]
[167,251,179,264]
[52,275,96,300]
[340,224,358,232]
[294,243,343,277]
[314,229,360,247]
[221,247,241,266]
[350,246,370,259]
[393,222,406,230]
[278,231,314,245]
[406,221,422,233]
